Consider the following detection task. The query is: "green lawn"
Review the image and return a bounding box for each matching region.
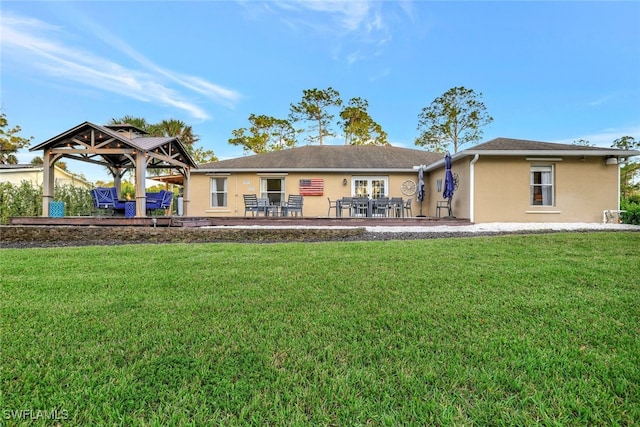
[1,232,639,425]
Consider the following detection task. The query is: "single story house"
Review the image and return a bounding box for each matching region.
[192,139,639,223]
[0,164,92,188]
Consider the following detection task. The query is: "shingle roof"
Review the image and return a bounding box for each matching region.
[470,137,624,153]
[198,145,444,171]
[30,121,197,168]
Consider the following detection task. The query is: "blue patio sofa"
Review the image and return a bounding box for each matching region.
[90,187,127,211]
[90,187,173,215]
[146,190,173,211]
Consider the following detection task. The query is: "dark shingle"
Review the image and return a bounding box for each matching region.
[199,145,443,170]
[471,138,616,152]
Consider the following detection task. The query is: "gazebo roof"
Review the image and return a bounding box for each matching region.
[31,121,197,171]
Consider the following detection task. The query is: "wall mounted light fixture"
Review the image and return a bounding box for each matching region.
[605,156,618,165]
[343,178,348,186]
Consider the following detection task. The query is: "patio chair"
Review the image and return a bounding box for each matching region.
[437,199,452,217]
[353,197,369,217]
[243,194,260,217]
[327,198,338,216]
[92,187,127,215]
[390,197,403,217]
[338,197,353,217]
[373,197,390,217]
[403,198,413,217]
[281,195,303,217]
[91,188,115,210]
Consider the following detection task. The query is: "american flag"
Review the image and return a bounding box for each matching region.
[299,178,324,196]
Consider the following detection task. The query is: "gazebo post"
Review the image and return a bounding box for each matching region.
[41,150,56,217]
[135,152,147,217]
[182,167,191,216]
[113,168,122,196]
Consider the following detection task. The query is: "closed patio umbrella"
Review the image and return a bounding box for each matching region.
[417,167,425,202]
[443,152,454,199]
[416,166,426,217]
[442,152,455,217]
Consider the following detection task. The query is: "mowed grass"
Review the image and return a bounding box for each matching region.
[1,232,639,426]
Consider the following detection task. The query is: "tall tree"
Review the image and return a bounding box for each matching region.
[612,136,640,199]
[108,116,215,165]
[189,146,218,164]
[415,86,493,153]
[151,119,199,146]
[0,113,33,164]
[339,97,388,146]
[611,136,639,151]
[289,87,342,145]
[229,114,297,154]
[109,116,151,132]
[572,139,593,147]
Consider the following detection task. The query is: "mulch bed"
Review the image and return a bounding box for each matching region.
[2,225,634,249]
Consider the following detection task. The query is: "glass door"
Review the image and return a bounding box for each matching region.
[260,178,285,204]
[352,176,388,199]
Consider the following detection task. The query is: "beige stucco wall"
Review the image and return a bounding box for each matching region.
[424,159,471,219]
[187,155,621,222]
[189,171,423,217]
[472,156,619,223]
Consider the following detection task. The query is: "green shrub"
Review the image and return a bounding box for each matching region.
[54,183,94,216]
[0,181,42,223]
[620,199,640,225]
[0,181,94,223]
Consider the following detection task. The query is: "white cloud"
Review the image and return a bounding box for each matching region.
[588,95,614,107]
[1,12,241,120]
[265,0,401,64]
[272,0,373,33]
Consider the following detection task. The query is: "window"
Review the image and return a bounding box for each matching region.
[530,165,553,206]
[352,176,388,199]
[261,178,285,204]
[210,177,227,207]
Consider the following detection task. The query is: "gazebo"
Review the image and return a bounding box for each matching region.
[30,121,197,217]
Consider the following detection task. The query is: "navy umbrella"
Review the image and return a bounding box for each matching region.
[443,152,455,200]
[416,166,426,216]
[417,167,425,202]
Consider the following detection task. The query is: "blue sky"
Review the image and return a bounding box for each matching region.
[2,0,639,182]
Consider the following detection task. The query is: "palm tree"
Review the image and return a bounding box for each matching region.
[150,119,199,146]
[109,116,151,132]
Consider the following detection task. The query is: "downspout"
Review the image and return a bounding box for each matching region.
[469,154,480,223]
[617,158,623,211]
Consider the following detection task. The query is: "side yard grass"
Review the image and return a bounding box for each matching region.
[1,232,639,425]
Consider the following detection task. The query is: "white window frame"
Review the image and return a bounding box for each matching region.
[210,177,228,207]
[352,176,389,199]
[530,165,554,206]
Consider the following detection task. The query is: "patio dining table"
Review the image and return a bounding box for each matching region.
[257,198,279,217]
[335,197,404,218]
